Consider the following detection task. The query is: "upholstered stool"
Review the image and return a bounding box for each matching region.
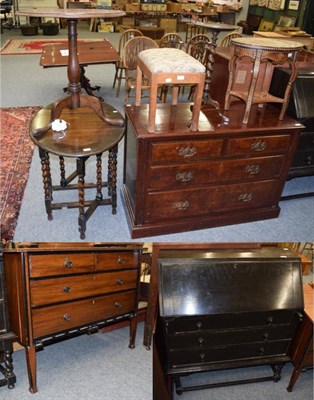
[135,48,206,133]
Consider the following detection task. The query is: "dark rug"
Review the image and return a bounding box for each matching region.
[0,107,40,241]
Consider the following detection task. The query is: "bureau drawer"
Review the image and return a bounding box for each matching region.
[29,253,95,277]
[167,340,290,369]
[96,252,139,270]
[225,135,291,156]
[215,180,277,211]
[166,324,295,349]
[32,290,137,338]
[164,310,297,334]
[150,140,223,163]
[147,156,284,190]
[30,269,138,307]
[145,188,216,222]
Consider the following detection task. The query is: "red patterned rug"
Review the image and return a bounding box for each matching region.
[0,38,103,55]
[0,107,40,241]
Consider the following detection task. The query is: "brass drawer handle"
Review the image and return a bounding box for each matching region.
[172,200,190,210]
[251,140,267,152]
[245,164,260,175]
[200,353,205,361]
[263,333,269,341]
[238,193,253,202]
[259,347,265,355]
[176,171,193,182]
[63,314,71,321]
[267,316,273,326]
[198,337,204,345]
[116,279,124,285]
[117,257,125,264]
[114,302,122,308]
[64,259,73,268]
[177,145,197,158]
[63,286,71,293]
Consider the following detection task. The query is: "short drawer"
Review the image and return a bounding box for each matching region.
[166,325,295,349]
[32,290,137,338]
[215,180,277,211]
[96,252,139,270]
[167,340,290,369]
[29,253,95,277]
[147,156,284,190]
[145,188,216,222]
[225,135,291,156]
[30,269,139,306]
[150,139,223,163]
[164,310,297,334]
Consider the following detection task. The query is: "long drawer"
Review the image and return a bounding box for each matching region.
[164,311,297,335]
[166,324,295,349]
[29,251,138,278]
[147,156,284,190]
[32,290,137,338]
[30,269,138,306]
[167,340,291,368]
[145,180,278,222]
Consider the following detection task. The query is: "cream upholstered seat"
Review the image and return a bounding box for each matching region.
[135,48,206,133]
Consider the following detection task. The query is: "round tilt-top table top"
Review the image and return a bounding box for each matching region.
[231,37,303,51]
[17,8,125,19]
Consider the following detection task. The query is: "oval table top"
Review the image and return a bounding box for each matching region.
[17,8,125,19]
[30,103,125,158]
[231,37,304,51]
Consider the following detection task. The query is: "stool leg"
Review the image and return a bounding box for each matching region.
[77,157,86,240]
[148,76,159,133]
[39,149,53,221]
[108,150,112,197]
[96,153,103,201]
[224,54,237,111]
[135,64,143,106]
[190,75,205,131]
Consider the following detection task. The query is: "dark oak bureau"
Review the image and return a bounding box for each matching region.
[122,102,303,238]
[153,248,304,399]
[0,245,16,390]
[3,242,143,393]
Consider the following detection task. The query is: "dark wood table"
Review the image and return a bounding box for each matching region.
[30,104,125,239]
[40,40,120,99]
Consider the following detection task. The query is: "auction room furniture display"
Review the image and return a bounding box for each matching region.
[17,8,125,239]
[122,102,303,239]
[225,37,303,124]
[154,247,304,399]
[40,40,120,99]
[3,242,143,393]
[135,48,205,133]
[0,245,16,390]
[287,283,314,392]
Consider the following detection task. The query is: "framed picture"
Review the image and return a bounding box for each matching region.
[277,15,297,27]
[288,0,299,10]
[258,19,275,32]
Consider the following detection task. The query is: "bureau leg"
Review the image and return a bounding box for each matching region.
[271,363,284,382]
[25,346,38,393]
[4,348,16,389]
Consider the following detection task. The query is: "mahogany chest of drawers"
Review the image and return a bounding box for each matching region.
[154,248,304,397]
[3,242,143,393]
[122,102,303,238]
[0,245,16,390]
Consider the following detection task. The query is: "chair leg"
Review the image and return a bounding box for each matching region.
[112,64,118,89]
[116,67,124,97]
